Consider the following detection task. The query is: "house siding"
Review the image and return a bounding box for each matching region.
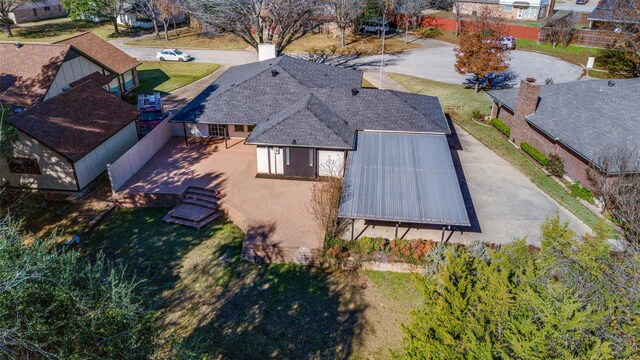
[74,122,138,189]
[9,4,67,24]
[44,51,106,100]
[0,131,78,191]
[456,2,547,20]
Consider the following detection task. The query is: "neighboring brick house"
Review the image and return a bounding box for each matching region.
[456,0,550,20]
[487,78,640,188]
[8,0,68,24]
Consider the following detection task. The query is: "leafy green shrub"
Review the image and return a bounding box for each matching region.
[569,182,595,204]
[521,142,548,166]
[350,236,386,254]
[546,153,565,177]
[323,235,342,251]
[470,109,483,121]
[490,118,511,138]
[596,49,636,78]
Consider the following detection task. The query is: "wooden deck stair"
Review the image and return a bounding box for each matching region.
[163,187,221,228]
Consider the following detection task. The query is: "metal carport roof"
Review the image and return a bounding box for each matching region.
[338,131,471,226]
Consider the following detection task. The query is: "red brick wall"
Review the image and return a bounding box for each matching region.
[492,82,598,188]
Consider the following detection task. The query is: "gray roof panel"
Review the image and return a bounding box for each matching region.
[338,132,470,226]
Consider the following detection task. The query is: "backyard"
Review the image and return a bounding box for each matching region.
[388,73,603,230]
[83,207,421,358]
[136,62,221,94]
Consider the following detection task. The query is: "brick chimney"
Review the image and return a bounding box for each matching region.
[515,79,540,118]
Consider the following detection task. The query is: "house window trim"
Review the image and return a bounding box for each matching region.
[7,157,41,175]
[234,125,245,132]
[502,4,513,11]
[43,6,51,11]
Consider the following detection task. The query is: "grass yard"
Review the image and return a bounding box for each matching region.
[126,30,421,55]
[389,73,603,230]
[84,208,420,358]
[136,62,221,94]
[125,29,249,50]
[0,19,147,43]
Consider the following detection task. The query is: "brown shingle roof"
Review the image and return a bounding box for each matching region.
[8,81,140,162]
[0,43,70,107]
[55,32,141,74]
[69,71,116,87]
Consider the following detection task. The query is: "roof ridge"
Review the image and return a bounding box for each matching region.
[305,94,352,143]
[247,94,312,139]
[52,31,92,44]
[387,90,448,133]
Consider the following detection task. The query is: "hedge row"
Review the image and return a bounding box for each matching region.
[490,118,511,138]
[521,142,548,166]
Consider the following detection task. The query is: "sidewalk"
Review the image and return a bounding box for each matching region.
[363,71,408,91]
[162,65,230,114]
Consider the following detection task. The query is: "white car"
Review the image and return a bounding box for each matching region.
[156,49,193,62]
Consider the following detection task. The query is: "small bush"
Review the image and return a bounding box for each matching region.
[569,182,595,204]
[390,239,437,262]
[325,245,350,260]
[351,236,386,254]
[416,27,442,39]
[470,109,483,121]
[546,154,565,177]
[490,118,511,138]
[521,142,548,166]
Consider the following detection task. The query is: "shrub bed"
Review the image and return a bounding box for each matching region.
[490,118,511,138]
[568,182,595,204]
[546,154,565,177]
[521,142,548,166]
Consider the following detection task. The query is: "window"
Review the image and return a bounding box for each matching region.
[44,6,50,11]
[524,6,537,18]
[247,125,255,132]
[285,148,290,165]
[234,125,245,132]
[7,158,40,174]
[502,4,513,11]
[32,8,37,16]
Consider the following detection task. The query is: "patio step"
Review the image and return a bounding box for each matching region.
[185,186,220,199]
[183,198,219,210]
[184,193,219,204]
[163,203,220,229]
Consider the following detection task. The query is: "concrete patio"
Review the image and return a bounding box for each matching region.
[118,137,324,263]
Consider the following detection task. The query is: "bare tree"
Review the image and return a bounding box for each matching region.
[604,0,640,77]
[329,0,362,48]
[179,0,325,54]
[396,0,429,42]
[588,148,640,245]
[309,159,347,238]
[157,0,180,41]
[128,0,161,39]
[0,0,40,37]
[544,11,576,48]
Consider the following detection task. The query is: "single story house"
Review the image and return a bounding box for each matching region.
[455,0,550,20]
[1,80,140,192]
[487,78,640,188]
[169,53,471,231]
[0,33,140,110]
[8,0,68,24]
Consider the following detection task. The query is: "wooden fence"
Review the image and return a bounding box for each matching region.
[538,28,619,48]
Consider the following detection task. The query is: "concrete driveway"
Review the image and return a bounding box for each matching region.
[350,124,591,246]
[347,39,585,86]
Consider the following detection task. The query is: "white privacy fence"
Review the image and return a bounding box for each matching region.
[107,118,173,192]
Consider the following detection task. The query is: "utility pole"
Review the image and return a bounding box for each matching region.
[379,4,386,90]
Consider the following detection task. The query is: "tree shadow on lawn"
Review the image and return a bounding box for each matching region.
[84,208,369,359]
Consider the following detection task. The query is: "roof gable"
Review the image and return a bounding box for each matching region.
[8,81,140,162]
[55,32,141,74]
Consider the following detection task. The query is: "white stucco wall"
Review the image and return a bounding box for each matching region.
[171,123,210,137]
[318,150,345,177]
[44,54,106,100]
[260,146,284,175]
[0,131,77,191]
[74,122,138,189]
[256,146,269,174]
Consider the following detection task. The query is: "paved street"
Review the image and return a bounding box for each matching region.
[116,37,584,86]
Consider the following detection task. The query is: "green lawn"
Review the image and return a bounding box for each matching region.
[0,19,147,43]
[515,39,601,68]
[389,73,603,230]
[84,208,419,358]
[136,62,221,94]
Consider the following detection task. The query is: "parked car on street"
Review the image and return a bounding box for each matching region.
[358,19,397,36]
[575,0,589,4]
[499,36,516,50]
[156,49,193,62]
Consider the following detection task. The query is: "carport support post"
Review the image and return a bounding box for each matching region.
[441,226,445,242]
[182,123,189,147]
[351,219,355,241]
[395,223,399,239]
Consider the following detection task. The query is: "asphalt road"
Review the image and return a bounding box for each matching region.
[116,38,584,86]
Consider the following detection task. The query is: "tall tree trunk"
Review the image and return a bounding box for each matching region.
[172,18,177,34]
[340,27,345,48]
[474,81,479,93]
[6,22,13,37]
[152,19,160,40]
[163,21,169,41]
[455,15,459,37]
[112,17,120,35]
